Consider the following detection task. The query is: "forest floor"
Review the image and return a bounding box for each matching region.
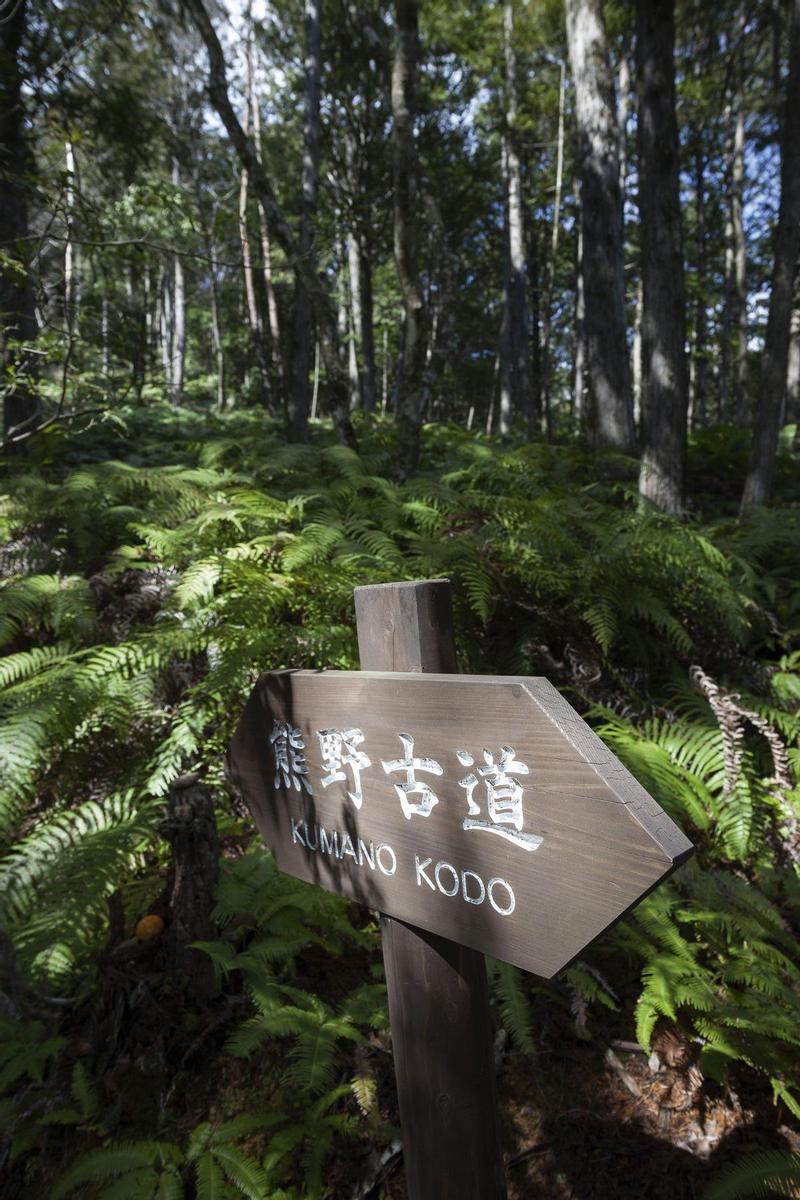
[40,901,796,1200]
[3,409,800,1199]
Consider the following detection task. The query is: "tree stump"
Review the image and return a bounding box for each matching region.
[162,774,220,1002]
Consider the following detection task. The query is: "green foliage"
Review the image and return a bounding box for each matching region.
[1,407,799,1194]
[703,1150,800,1199]
[50,1118,274,1200]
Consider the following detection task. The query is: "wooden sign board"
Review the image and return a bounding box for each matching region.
[228,670,693,979]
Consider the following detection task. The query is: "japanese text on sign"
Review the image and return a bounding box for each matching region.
[270,719,544,854]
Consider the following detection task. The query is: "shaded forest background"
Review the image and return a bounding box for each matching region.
[2,0,800,1197]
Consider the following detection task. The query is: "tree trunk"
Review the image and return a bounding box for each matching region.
[636,0,688,514]
[360,246,377,412]
[499,242,514,436]
[160,264,173,399]
[565,0,634,452]
[574,179,586,428]
[238,96,271,407]
[540,60,566,438]
[688,144,709,430]
[392,0,425,478]
[289,0,322,440]
[741,0,800,510]
[731,3,749,425]
[787,280,800,427]
[249,39,283,395]
[0,0,39,443]
[346,231,363,410]
[184,0,356,449]
[632,275,643,431]
[617,52,630,198]
[171,163,186,405]
[162,775,219,1003]
[502,0,534,432]
[64,140,78,338]
[196,189,226,411]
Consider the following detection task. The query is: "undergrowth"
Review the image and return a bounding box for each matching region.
[1,405,799,1197]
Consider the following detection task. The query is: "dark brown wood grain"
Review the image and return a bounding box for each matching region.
[227,669,692,978]
[355,580,506,1200]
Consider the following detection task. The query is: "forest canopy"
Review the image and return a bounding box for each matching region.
[2,0,800,1197]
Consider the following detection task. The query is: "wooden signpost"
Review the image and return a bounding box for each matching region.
[227,580,693,1199]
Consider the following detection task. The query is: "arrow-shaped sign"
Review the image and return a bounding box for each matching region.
[228,669,692,978]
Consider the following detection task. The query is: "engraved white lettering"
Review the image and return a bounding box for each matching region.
[376,843,397,876]
[415,855,435,890]
[461,869,486,905]
[320,826,339,857]
[488,877,516,916]
[340,833,358,861]
[435,861,460,897]
[357,838,375,869]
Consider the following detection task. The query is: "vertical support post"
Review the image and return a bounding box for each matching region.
[354,580,507,1200]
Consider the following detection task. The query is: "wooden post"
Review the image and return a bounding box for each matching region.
[354,580,507,1200]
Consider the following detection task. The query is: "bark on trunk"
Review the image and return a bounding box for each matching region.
[289,0,322,439]
[346,232,362,409]
[741,0,800,510]
[64,140,78,338]
[196,187,226,411]
[392,0,425,478]
[184,0,356,449]
[731,4,749,425]
[787,282,800,426]
[239,98,271,406]
[0,0,39,443]
[249,41,283,394]
[574,179,586,427]
[502,0,534,432]
[162,775,219,1002]
[360,247,377,412]
[540,60,566,438]
[688,144,709,430]
[171,162,186,405]
[636,0,688,514]
[565,0,634,452]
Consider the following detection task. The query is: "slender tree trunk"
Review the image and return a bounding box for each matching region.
[540,60,566,436]
[382,326,389,412]
[617,52,630,198]
[184,0,356,449]
[238,103,270,406]
[566,0,634,452]
[392,0,425,478]
[0,0,39,442]
[360,247,377,412]
[721,201,734,420]
[731,4,749,425]
[289,0,322,440]
[741,0,800,510]
[339,246,360,410]
[688,145,709,430]
[787,283,800,426]
[249,39,283,394]
[574,180,586,428]
[528,224,542,425]
[160,264,173,397]
[170,159,186,404]
[502,0,534,431]
[499,243,514,435]
[346,230,363,409]
[636,0,688,514]
[632,275,643,431]
[101,293,110,378]
[64,140,78,338]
